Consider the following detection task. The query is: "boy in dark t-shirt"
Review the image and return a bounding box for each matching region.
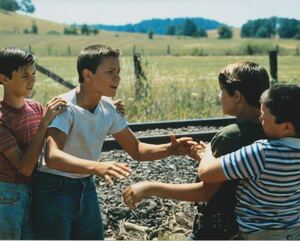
[122,62,270,239]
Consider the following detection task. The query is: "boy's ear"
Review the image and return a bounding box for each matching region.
[283,122,296,136]
[0,74,8,85]
[233,90,242,103]
[82,69,93,83]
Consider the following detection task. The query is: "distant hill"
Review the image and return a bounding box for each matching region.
[0,10,67,34]
[93,17,224,35]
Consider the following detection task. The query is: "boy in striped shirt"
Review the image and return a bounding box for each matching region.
[0,47,67,239]
[197,84,300,239]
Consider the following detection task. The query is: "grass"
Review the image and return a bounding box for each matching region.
[0,10,67,34]
[1,12,299,122]
[1,55,298,122]
[1,32,299,57]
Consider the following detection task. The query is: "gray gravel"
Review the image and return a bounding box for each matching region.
[96,125,223,240]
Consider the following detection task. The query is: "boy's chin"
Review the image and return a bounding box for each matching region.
[26,90,35,98]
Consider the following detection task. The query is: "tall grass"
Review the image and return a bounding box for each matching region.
[1,55,294,122]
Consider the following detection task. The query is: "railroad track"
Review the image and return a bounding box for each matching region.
[103,117,236,151]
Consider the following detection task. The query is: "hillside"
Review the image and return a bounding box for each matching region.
[0,10,67,33]
[93,17,224,35]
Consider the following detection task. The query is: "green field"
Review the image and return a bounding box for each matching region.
[1,32,299,57]
[0,12,299,122]
[5,55,295,122]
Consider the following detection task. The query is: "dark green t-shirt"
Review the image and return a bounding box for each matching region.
[193,118,265,239]
[211,118,265,157]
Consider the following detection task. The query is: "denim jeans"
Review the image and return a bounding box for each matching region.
[0,181,32,240]
[32,171,104,240]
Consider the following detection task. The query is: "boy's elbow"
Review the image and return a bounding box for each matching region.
[129,153,143,162]
[45,156,56,169]
[198,167,211,183]
[19,167,33,177]
[44,150,58,169]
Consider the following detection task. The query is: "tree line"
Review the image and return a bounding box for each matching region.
[0,0,35,13]
[166,18,232,39]
[0,1,299,40]
[241,17,300,39]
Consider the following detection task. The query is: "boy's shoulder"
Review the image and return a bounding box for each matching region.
[24,98,44,112]
[100,96,117,110]
[59,89,76,103]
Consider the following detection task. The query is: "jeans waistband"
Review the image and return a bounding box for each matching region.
[34,171,92,184]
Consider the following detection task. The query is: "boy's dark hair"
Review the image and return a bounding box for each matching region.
[0,47,36,81]
[218,62,270,108]
[77,44,120,83]
[260,84,300,137]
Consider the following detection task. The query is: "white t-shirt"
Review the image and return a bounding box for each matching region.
[37,89,128,178]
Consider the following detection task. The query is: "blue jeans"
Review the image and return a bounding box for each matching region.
[0,181,32,240]
[32,171,104,240]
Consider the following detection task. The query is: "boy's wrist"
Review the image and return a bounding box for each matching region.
[166,143,174,155]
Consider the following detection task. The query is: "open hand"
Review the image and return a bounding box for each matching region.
[43,97,67,125]
[113,99,126,115]
[95,161,131,185]
[188,141,209,162]
[122,182,151,208]
[168,134,196,155]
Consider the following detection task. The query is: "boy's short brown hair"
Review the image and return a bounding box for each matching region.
[218,62,270,108]
[0,47,35,83]
[77,44,120,83]
[260,84,300,137]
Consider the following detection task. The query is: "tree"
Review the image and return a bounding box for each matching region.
[195,27,207,38]
[18,0,35,13]
[81,24,91,35]
[31,20,38,34]
[64,25,78,35]
[166,25,176,35]
[255,26,270,38]
[0,0,19,11]
[278,18,299,38]
[0,0,35,13]
[148,29,154,39]
[217,25,232,39]
[181,18,197,37]
[92,28,99,35]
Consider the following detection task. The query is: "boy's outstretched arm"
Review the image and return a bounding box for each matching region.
[2,97,67,176]
[197,142,227,183]
[45,128,131,184]
[113,127,194,161]
[122,181,222,208]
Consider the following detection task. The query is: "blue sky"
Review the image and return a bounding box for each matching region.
[29,0,299,27]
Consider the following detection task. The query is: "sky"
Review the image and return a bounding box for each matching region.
[29,0,300,27]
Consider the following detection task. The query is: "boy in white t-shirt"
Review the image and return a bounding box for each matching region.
[32,44,193,240]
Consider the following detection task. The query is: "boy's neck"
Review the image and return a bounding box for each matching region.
[237,105,261,124]
[3,91,25,109]
[75,85,102,111]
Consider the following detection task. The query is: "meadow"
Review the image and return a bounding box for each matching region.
[0,11,300,122]
[12,55,299,122]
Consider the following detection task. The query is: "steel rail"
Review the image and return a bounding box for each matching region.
[128,117,236,131]
[102,130,218,151]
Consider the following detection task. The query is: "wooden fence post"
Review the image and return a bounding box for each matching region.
[167,45,171,55]
[133,53,148,101]
[269,50,278,85]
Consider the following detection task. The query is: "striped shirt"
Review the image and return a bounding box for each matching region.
[221,138,300,233]
[0,99,44,183]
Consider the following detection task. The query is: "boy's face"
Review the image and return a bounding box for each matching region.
[1,64,36,98]
[220,88,237,116]
[260,103,283,139]
[89,57,120,97]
